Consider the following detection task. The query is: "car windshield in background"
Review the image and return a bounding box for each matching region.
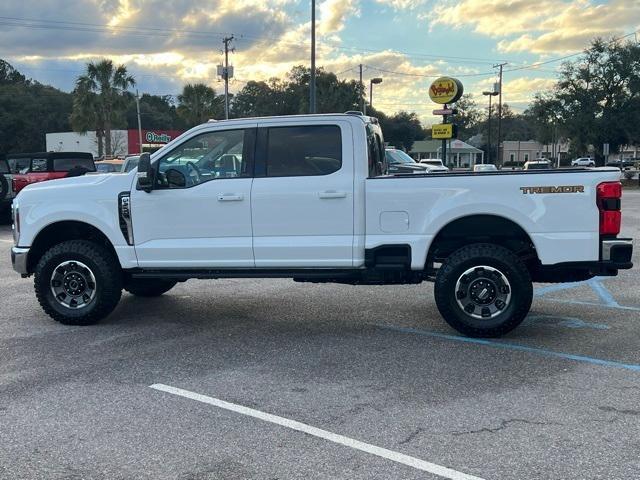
[527,163,551,170]
[386,150,415,165]
[7,157,31,174]
[53,158,96,172]
[123,156,140,172]
[474,164,497,171]
[96,163,118,173]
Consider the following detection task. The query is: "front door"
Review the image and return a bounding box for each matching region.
[251,121,355,267]
[131,125,256,268]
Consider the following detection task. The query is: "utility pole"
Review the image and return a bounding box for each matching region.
[135,89,143,154]
[493,62,507,165]
[222,35,234,120]
[359,64,364,113]
[310,0,316,114]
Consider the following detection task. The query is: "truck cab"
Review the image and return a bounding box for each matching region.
[10,114,633,337]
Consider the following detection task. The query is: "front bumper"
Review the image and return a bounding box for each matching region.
[11,247,29,276]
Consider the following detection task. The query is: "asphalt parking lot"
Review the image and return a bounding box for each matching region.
[1,190,639,480]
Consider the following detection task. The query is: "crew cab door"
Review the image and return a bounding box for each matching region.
[251,121,355,267]
[130,124,256,268]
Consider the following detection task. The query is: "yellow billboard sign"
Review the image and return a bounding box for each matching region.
[429,77,464,104]
[432,124,454,139]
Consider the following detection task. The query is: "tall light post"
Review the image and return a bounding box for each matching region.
[366,77,382,115]
[309,0,316,114]
[483,90,499,164]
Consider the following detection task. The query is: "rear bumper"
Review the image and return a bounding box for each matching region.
[11,247,29,276]
[532,238,633,282]
[601,238,633,267]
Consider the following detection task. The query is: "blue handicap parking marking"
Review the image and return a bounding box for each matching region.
[525,314,610,330]
[535,277,640,312]
[380,325,640,373]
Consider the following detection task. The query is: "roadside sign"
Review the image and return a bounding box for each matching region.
[603,143,610,156]
[433,108,457,115]
[432,124,455,139]
[429,77,464,104]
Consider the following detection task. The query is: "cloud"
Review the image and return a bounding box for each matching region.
[429,0,640,54]
[318,0,359,34]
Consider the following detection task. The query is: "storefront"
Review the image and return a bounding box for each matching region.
[127,129,184,154]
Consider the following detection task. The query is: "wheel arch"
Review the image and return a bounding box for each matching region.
[426,214,540,267]
[27,220,118,274]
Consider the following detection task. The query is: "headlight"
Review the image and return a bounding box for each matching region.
[12,204,19,245]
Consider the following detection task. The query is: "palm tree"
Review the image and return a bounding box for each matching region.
[72,59,135,156]
[177,83,224,126]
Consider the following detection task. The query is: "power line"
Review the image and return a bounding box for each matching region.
[0,15,517,66]
[364,65,496,79]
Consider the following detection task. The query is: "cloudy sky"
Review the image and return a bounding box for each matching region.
[1,0,639,124]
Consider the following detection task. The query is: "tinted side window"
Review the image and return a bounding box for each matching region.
[53,158,96,172]
[0,160,8,174]
[31,158,48,172]
[266,125,342,177]
[8,158,31,174]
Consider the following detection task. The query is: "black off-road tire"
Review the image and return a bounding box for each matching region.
[34,240,122,325]
[434,243,533,338]
[124,279,177,297]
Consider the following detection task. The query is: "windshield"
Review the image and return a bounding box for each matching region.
[123,156,140,172]
[526,162,550,170]
[386,150,415,165]
[422,160,443,166]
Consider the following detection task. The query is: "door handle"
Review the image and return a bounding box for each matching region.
[318,190,347,199]
[217,194,244,201]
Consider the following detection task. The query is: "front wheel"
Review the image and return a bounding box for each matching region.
[434,243,533,338]
[34,240,122,325]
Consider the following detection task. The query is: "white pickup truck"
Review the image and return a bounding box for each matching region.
[11,114,633,337]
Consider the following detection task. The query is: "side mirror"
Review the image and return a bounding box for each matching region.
[137,153,154,192]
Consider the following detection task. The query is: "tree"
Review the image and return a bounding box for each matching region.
[452,94,482,139]
[378,111,425,151]
[72,59,135,157]
[533,39,640,163]
[177,83,224,126]
[0,60,72,154]
[125,94,187,130]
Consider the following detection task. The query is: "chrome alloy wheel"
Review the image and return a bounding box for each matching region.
[50,260,97,310]
[454,265,511,319]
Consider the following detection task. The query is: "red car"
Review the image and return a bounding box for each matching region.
[7,152,96,193]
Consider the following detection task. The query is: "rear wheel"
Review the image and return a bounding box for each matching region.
[434,243,532,338]
[124,279,177,297]
[34,240,122,325]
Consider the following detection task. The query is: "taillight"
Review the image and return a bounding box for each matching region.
[597,181,622,235]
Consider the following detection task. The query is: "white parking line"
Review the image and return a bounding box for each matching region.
[150,383,485,480]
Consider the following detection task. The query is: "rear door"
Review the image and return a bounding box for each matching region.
[251,120,355,267]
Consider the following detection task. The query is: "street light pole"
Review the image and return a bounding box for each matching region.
[310,0,316,114]
[483,90,499,164]
[368,77,383,115]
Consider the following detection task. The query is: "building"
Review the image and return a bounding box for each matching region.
[500,140,570,167]
[45,129,184,158]
[409,139,484,167]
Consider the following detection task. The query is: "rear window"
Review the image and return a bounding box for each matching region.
[266,125,342,177]
[0,160,8,174]
[53,158,96,172]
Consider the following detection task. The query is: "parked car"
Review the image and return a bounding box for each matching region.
[10,113,632,338]
[419,158,449,171]
[8,152,96,193]
[0,158,16,218]
[95,159,124,173]
[572,157,595,167]
[385,149,429,174]
[122,155,140,173]
[523,160,552,170]
[606,159,635,169]
[473,164,498,172]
